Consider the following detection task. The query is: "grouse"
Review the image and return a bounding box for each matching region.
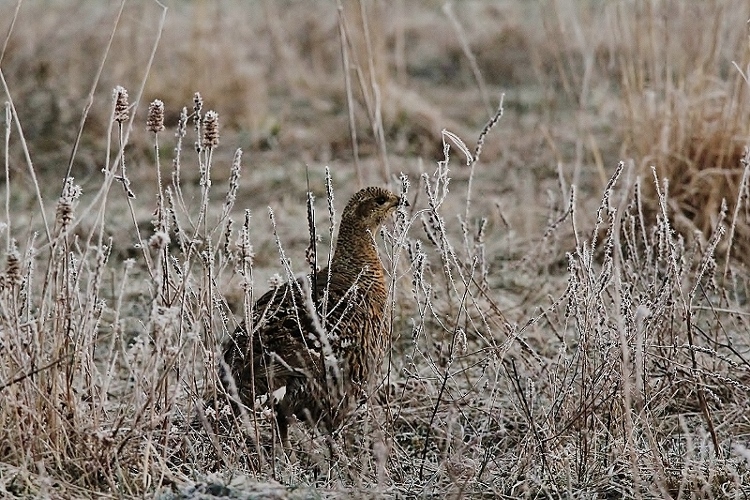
[221,186,404,445]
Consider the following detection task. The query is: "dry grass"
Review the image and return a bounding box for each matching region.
[616,1,750,259]
[1,1,750,498]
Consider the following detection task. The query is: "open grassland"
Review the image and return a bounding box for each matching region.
[1,0,750,498]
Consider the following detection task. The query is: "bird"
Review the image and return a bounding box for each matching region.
[220,186,405,446]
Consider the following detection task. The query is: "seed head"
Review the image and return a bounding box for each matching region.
[268,273,283,289]
[6,242,21,288]
[149,230,171,250]
[113,86,129,124]
[202,110,220,149]
[146,99,165,133]
[223,149,242,216]
[56,177,82,230]
[237,210,254,267]
[193,92,203,129]
[176,107,188,140]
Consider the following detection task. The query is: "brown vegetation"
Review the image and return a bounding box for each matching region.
[0,1,749,498]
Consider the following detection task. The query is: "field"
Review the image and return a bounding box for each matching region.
[1,0,750,498]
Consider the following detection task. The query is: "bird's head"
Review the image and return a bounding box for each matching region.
[341,186,405,233]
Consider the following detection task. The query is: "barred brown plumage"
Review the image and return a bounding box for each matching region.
[220,186,405,445]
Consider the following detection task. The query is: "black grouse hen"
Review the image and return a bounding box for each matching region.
[221,186,403,445]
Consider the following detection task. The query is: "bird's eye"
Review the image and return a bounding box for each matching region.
[375,196,388,205]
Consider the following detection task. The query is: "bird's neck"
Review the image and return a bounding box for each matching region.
[330,223,386,289]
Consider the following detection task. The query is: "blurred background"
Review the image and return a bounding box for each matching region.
[1,0,750,248]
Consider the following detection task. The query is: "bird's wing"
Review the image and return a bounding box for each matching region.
[236,278,324,384]
[314,269,384,355]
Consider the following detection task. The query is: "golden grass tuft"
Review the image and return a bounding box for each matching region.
[616,0,750,255]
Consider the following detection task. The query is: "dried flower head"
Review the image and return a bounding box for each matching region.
[148,231,171,250]
[176,106,188,140]
[237,210,254,267]
[202,110,220,149]
[193,93,204,152]
[193,92,203,129]
[56,177,82,229]
[113,86,129,124]
[221,149,242,220]
[146,99,165,133]
[268,273,283,289]
[6,240,21,288]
